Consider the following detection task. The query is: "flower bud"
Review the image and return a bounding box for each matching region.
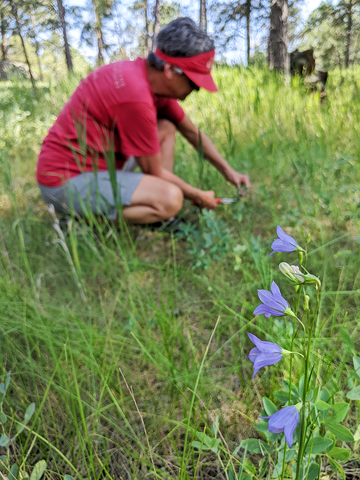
[304,274,321,288]
[298,251,304,265]
[279,263,321,288]
[279,263,304,285]
[303,294,310,311]
[307,233,311,244]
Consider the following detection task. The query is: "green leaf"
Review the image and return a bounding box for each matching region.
[240,439,271,454]
[273,390,298,403]
[271,463,282,478]
[305,436,333,454]
[191,441,210,451]
[314,400,330,411]
[0,384,4,395]
[306,463,319,480]
[299,376,305,399]
[24,403,36,424]
[195,432,221,450]
[0,434,10,447]
[353,356,360,377]
[328,403,349,423]
[8,464,18,480]
[346,386,360,400]
[243,459,256,476]
[328,458,345,480]
[320,388,330,403]
[263,397,277,416]
[0,412,7,424]
[340,329,354,351]
[4,372,10,393]
[30,460,47,480]
[325,423,354,442]
[328,447,351,461]
[354,424,360,442]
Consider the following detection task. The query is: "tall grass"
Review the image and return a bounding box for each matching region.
[0,66,359,478]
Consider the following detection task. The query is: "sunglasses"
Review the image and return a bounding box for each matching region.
[172,66,200,91]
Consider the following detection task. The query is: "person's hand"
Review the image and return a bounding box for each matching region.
[225,168,251,194]
[192,189,217,209]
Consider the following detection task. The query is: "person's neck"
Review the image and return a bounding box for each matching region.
[146,61,169,97]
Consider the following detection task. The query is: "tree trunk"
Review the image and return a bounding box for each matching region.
[144,0,151,56]
[345,0,352,68]
[56,0,73,72]
[246,0,251,65]
[8,0,37,96]
[269,0,289,75]
[152,0,161,51]
[199,0,207,33]
[95,6,104,65]
[30,7,43,81]
[0,7,7,61]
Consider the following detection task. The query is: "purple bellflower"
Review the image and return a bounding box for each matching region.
[253,281,294,318]
[261,406,300,448]
[270,226,298,256]
[247,333,283,378]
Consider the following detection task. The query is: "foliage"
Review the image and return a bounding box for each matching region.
[1,66,360,477]
[300,0,360,70]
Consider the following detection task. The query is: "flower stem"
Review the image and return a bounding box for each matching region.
[295,312,312,480]
[281,441,287,480]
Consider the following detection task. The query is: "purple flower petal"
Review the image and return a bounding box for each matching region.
[269,226,299,256]
[247,333,282,353]
[284,410,299,448]
[265,407,299,446]
[270,239,297,253]
[257,289,285,312]
[276,226,298,247]
[248,347,261,363]
[247,333,283,377]
[254,283,289,319]
[253,304,272,317]
[253,353,283,372]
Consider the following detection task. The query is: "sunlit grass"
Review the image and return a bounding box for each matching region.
[0,65,359,478]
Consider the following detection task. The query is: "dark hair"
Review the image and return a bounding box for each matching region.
[147,17,214,71]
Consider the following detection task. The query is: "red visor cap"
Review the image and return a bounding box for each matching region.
[155,48,218,92]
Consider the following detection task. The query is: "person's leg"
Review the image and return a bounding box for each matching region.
[122,175,183,224]
[157,119,176,172]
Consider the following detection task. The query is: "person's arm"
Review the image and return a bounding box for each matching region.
[177,114,250,190]
[136,152,217,209]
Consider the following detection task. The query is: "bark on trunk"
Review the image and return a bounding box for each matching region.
[152,0,161,51]
[199,0,207,33]
[56,0,73,72]
[0,7,7,61]
[246,0,251,65]
[95,7,104,65]
[144,0,151,56]
[269,0,289,75]
[8,0,37,96]
[30,7,43,81]
[345,0,352,68]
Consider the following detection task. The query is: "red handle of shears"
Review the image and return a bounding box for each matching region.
[192,198,222,206]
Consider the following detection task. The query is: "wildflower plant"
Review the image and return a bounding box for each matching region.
[245,226,356,479]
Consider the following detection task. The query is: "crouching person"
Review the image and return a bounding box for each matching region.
[36,17,250,231]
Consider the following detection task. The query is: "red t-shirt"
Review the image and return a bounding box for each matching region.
[36,58,185,187]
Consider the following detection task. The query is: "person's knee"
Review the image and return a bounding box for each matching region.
[158,119,176,141]
[163,184,183,217]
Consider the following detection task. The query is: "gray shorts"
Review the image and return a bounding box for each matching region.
[38,158,143,220]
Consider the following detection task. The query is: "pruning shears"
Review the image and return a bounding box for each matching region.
[214,186,247,205]
[215,197,237,205]
[192,187,247,207]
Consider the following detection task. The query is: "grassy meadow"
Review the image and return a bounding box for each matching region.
[0,66,360,479]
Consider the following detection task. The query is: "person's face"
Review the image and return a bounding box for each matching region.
[163,64,200,100]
